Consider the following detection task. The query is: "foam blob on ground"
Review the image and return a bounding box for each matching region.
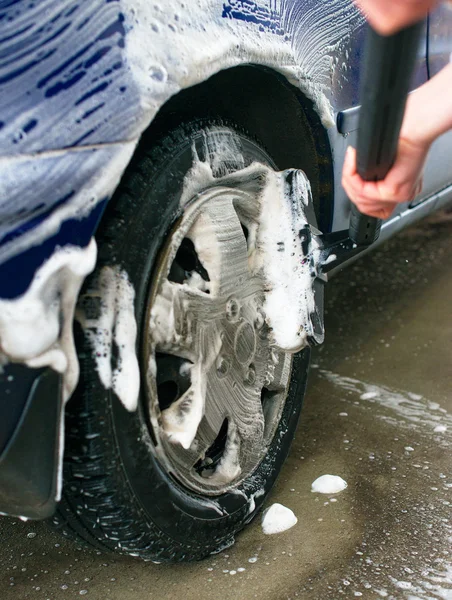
[434,425,447,433]
[311,474,348,494]
[261,503,298,535]
[360,391,378,400]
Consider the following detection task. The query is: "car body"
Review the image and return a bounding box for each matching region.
[1,0,451,549]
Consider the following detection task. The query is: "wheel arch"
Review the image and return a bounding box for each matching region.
[137,64,334,232]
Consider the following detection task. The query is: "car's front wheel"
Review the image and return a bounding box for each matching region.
[52,120,312,561]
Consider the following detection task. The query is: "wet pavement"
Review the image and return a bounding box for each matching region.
[1,211,452,600]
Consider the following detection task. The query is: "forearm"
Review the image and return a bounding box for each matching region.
[401,63,452,146]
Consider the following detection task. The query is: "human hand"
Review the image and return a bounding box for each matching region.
[342,138,428,220]
[342,61,452,220]
[356,0,439,35]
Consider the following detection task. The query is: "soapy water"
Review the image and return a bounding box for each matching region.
[318,369,452,599]
[321,370,452,442]
[320,370,452,444]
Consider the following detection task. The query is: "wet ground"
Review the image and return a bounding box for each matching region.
[1,211,452,600]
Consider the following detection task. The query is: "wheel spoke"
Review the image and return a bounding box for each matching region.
[205,373,265,471]
[229,384,265,455]
[207,420,242,484]
[148,280,223,360]
[152,281,225,449]
[160,362,206,450]
[188,195,250,297]
[264,349,291,392]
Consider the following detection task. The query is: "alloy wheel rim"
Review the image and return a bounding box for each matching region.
[143,186,292,495]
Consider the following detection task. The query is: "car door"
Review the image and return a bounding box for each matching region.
[418,3,452,209]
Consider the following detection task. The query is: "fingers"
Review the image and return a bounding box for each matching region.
[342,146,380,201]
[342,141,427,223]
[342,147,403,220]
[343,148,407,204]
[351,199,398,220]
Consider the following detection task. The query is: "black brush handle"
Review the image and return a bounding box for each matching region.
[349,21,424,246]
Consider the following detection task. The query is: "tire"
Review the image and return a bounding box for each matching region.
[52,119,312,562]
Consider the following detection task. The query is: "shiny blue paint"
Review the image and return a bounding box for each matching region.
[0,0,132,154]
[0,200,106,299]
[222,1,284,36]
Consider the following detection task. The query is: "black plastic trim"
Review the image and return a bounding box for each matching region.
[336,105,361,134]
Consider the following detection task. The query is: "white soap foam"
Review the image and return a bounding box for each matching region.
[360,391,379,400]
[177,132,320,353]
[311,474,348,494]
[434,425,447,433]
[247,487,265,515]
[0,239,97,401]
[251,168,321,352]
[261,503,298,535]
[160,361,208,450]
[76,266,140,412]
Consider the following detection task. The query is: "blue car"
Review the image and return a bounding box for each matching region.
[1,0,451,561]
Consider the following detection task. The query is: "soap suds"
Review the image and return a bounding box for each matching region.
[122,0,343,134]
[76,266,140,412]
[246,487,265,515]
[251,168,321,351]
[160,361,208,450]
[0,240,97,401]
[0,145,135,266]
[261,503,298,535]
[434,425,447,433]
[360,391,379,400]
[176,130,321,353]
[208,421,242,484]
[311,474,348,494]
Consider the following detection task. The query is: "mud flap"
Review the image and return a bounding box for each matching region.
[0,365,63,519]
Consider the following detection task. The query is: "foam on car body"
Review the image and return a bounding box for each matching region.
[0,240,97,402]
